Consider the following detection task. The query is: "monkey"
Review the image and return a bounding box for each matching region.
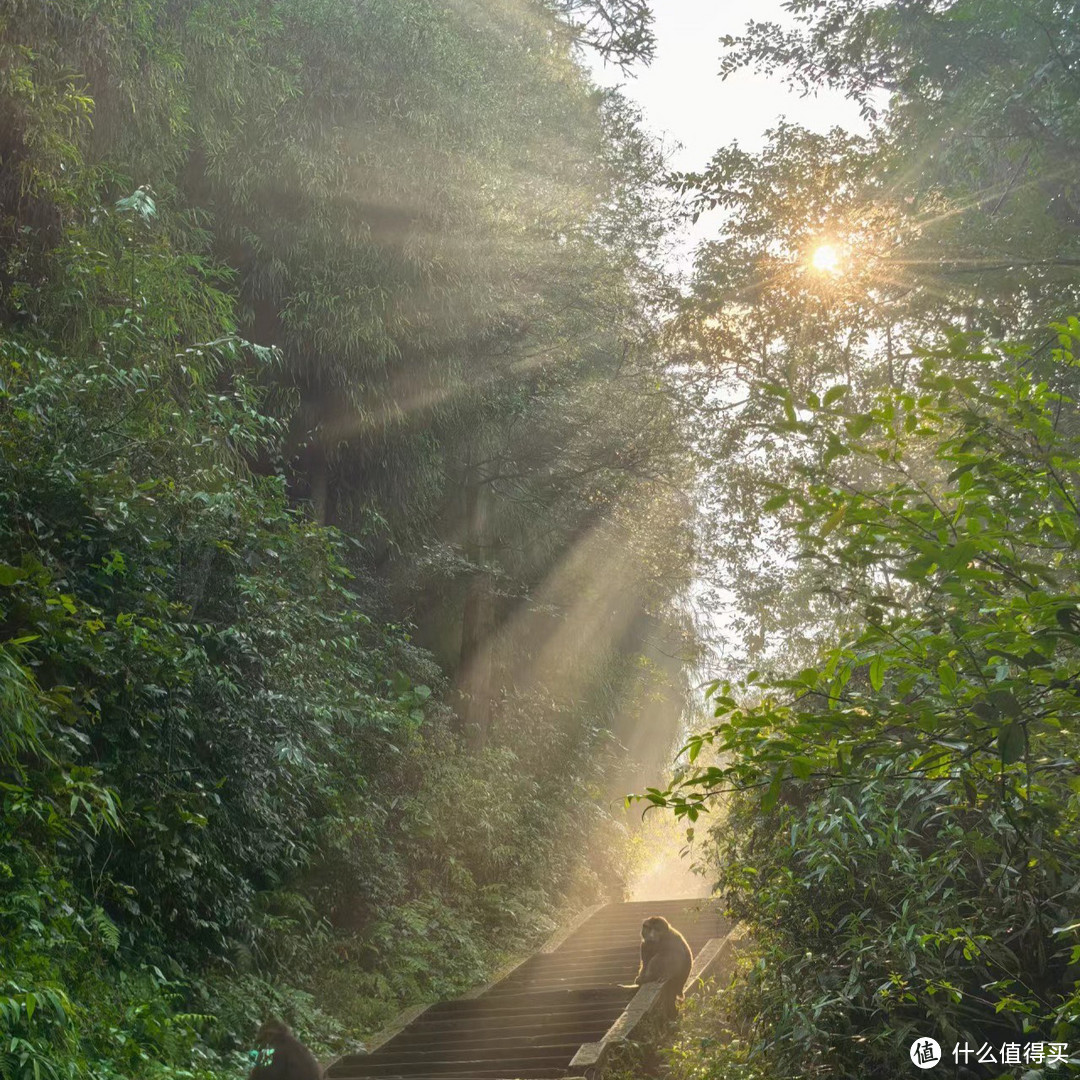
[631,916,694,1018]
[248,1018,322,1080]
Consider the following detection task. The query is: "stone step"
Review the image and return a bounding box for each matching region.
[325,900,726,1080]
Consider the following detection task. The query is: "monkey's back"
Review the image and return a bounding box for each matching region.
[668,926,693,990]
[250,1036,321,1080]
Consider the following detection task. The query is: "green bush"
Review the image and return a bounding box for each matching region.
[656,327,1080,1078]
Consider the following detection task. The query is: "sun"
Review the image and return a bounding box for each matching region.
[811,243,842,274]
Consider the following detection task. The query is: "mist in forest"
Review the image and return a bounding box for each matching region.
[7,0,1080,1077]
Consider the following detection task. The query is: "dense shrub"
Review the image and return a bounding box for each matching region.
[0,2,684,1072]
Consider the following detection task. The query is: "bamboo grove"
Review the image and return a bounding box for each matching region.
[0,2,693,1076]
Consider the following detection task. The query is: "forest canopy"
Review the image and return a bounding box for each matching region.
[0,2,692,1077]
[7,1,1080,1079]
[650,2,1080,1078]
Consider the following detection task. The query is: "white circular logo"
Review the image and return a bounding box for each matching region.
[910,1037,942,1069]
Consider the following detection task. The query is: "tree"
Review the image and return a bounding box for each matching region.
[717,0,1080,333]
[0,4,693,1077]
[548,0,656,69]
[646,9,1080,1070]
[650,321,1080,1076]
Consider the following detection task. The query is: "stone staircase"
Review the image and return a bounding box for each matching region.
[326,899,735,1080]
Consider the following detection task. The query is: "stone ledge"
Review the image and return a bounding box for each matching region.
[460,902,609,999]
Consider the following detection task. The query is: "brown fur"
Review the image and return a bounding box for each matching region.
[248,1018,321,1080]
[635,916,693,1017]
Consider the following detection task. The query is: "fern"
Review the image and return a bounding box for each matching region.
[89,907,120,952]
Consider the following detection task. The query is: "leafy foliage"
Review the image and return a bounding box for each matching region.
[715,0,1080,333]
[654,325,1080,1076]
[656,4,1080,1072]
[0,2,687,1078]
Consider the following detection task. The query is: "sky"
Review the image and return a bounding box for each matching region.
[591,0,868,167]
[586,0,871,266]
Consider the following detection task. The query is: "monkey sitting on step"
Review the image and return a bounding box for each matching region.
[248,1018,322,1080]
[627,915,694,1018]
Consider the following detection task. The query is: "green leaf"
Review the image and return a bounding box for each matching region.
[989,689,1020,717]
[0,564,26,586]
[819,504,847,538]
[845,414,873,438]
[823,384,849,406]
[999,723,1025,765]
[115,186,157,222]
[761,765,785,812]
[823,433,850,464]
[869,655,884,692]
[938,661,957,692]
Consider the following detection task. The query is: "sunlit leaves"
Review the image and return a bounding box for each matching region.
[650,325,1080,825]
[868,654,884,692]
[717,0,1080,335]
[114,186,157,223]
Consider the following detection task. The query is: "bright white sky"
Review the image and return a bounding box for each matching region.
[591,0,867,166]
[587,0,870,266]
